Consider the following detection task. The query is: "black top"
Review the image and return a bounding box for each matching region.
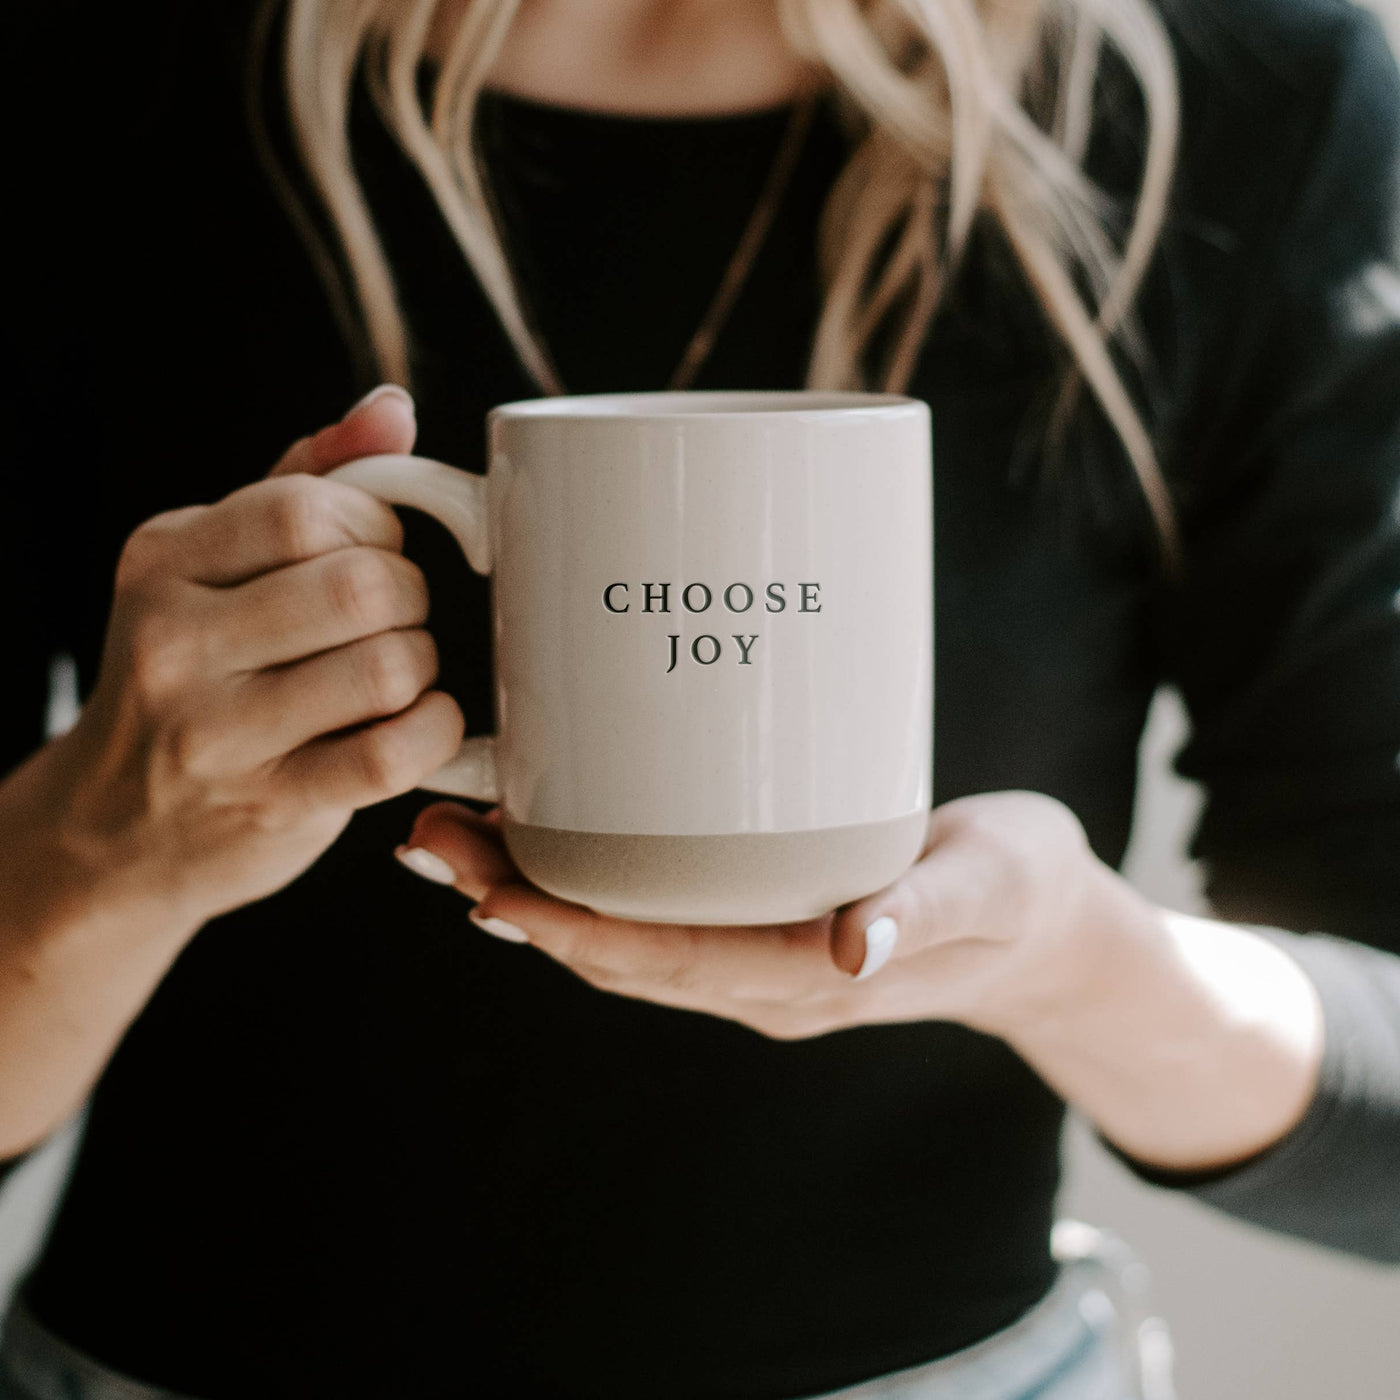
[3,0,1400,1395]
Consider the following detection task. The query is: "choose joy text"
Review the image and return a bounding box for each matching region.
[601,580,823,672]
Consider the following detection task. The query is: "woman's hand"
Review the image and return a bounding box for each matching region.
[399,792,1324,1174]
[0,384,471,1157]
[16,385,465,941]
[396,791,1130,1042]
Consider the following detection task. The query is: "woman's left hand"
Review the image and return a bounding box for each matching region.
[393,791,1146,1042]
[396,790,1324,1171]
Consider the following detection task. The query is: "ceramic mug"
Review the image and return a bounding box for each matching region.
[328,390,933,925]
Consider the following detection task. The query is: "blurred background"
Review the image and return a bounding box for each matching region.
[3,2,1400,1388]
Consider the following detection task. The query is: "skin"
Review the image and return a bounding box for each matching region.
[428,0,824,113]
[0,1,1322,1181]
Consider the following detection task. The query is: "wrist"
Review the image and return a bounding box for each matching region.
[1035,857,1179,1040]
[971,849,1159,1043]
[0,729,203,957]
[1000,862,1325,1172]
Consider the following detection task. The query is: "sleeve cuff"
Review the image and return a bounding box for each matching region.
[1099,926,1400,1263]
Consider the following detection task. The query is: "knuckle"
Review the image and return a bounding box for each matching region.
[541,920,586,969]
[409,628,441,685]
[656,965,693,994]
[328,550,401,632]
[244,800,301,839]
[356,719,417,794]
[115,527,158,585]
[161,710,216,778]
[264,475,341,559]
[339,484,404,551]
[116,509,198,584]
[655,937,701,993]
[359,633,427,715]
[123,600,196,700]
[420,691,465,766]
[546,915,611,977]
[961,802,1011,846]
[1045,801,1091,857]
[993,842,1038,918]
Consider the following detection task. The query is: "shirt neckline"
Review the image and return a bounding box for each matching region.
[475,81,813,131]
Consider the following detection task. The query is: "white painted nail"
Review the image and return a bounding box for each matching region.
[855,915,898,980]
[349,383,413,415]
[394,845,457,885]
[469,910,529,944]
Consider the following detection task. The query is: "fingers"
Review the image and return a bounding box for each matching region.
[476,883,844,1004]
[274,688,465,811]
[210,544,430,671]
[389,796,1095,1041]
[116,386,419,591]
[823,810,936,976]
[405,803,849,1002]
[268,383,417,478]
[407,800,984,1006]
[140,475,409,588]
[214,627,440,767]
[830,819,1005,972]
[401,801,520,890]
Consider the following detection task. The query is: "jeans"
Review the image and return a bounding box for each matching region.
[0,1224,1174,1400]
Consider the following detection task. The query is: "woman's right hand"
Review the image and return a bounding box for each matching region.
[30,384,466,937]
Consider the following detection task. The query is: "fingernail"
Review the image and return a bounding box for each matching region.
[395,845,457,885]
[348,383,414,417]
[469,910,529,944]
[855,915,898,980]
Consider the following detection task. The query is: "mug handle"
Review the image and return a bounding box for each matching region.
[325,453,500,804]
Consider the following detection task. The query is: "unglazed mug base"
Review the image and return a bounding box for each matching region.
[499,810,930,926]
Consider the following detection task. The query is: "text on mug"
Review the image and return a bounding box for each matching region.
[601,581,823,672]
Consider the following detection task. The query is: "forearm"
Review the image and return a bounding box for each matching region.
[1001,863,1325,1173]
[0,734,200,1160]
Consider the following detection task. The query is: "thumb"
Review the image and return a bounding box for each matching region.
[396,801,519,901]
[828,809,965,980]
[268,383,417,478]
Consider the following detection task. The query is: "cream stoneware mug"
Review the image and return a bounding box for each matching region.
[328,390,933,926]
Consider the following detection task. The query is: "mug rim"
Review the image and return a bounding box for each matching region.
[488,390,926,422]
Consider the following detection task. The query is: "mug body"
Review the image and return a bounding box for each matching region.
[484,391,933,924]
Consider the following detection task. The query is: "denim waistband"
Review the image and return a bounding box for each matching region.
[799,1224,1173,1400]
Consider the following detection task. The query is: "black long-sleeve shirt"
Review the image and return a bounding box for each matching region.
[1,0,1399,1395]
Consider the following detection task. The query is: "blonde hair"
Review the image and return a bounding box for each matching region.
[266,0,1180,559]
